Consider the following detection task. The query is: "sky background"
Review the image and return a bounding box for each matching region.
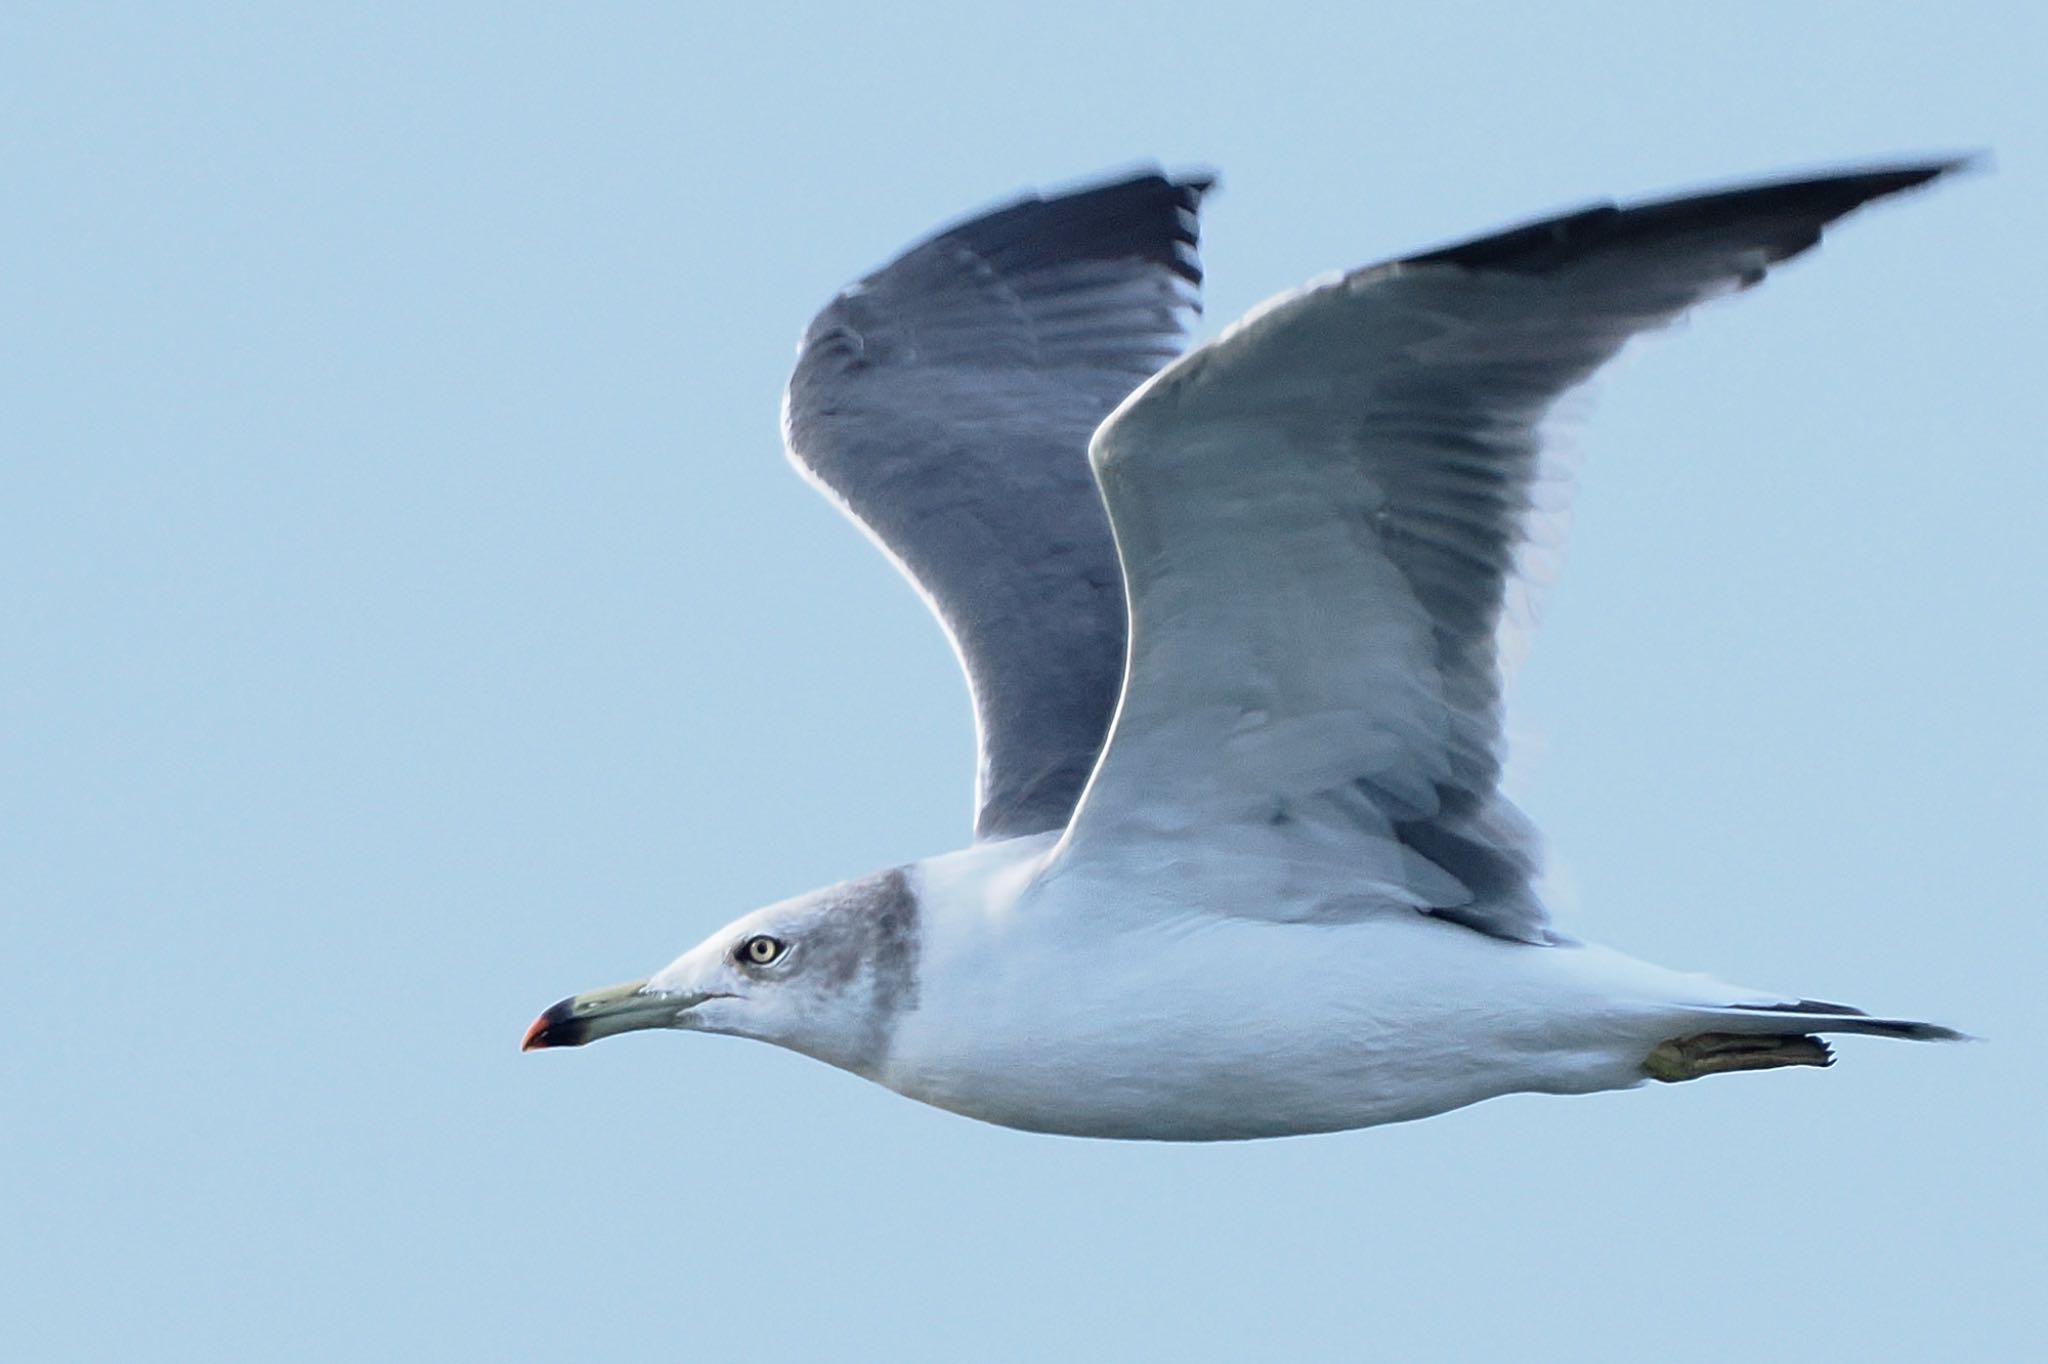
[5,4,2045,1360]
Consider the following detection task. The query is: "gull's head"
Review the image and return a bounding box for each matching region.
[521,867,919,1076]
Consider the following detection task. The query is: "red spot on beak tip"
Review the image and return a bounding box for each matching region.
[520,1014,552,1052]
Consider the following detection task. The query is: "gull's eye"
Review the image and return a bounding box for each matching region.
[739,934,787,966]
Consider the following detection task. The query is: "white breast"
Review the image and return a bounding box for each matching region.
[879,841,1714,1140]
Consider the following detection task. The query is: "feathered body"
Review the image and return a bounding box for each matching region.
[820,839,1931,1140]
[525,160,1966,1140]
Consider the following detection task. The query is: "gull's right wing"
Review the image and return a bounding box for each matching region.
[784,171,1211,841]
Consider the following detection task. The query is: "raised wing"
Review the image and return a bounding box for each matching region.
[784,171,1211,841]
[1060,161,1960,941]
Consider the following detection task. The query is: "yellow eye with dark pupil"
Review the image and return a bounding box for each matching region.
[742,935,784,965]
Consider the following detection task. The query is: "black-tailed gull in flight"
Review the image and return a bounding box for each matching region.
[523,161,1966,1140]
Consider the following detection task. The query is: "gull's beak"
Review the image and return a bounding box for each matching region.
[521,979,690,1051]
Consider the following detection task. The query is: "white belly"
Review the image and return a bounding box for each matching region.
[878,851,1715,1141]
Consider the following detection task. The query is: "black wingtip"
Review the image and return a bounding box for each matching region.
[1905,149,1990,180]
[1404,154,1975,277]
[928,165,1216,288]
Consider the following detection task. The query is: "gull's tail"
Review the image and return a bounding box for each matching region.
[1643,1000,1966,1083]
[1712,998,1968,1043]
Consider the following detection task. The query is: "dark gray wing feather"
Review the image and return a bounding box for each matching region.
[784,172,1210,840]
[1064,161,1960,942]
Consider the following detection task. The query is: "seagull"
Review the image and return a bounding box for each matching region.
[523,161,1966,1140]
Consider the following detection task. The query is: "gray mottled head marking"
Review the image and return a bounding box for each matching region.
[781,867,921,1069]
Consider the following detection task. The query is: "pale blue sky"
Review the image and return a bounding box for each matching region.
[5,5,2044,1360]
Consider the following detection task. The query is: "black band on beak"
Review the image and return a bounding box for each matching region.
[520,997,591,1051]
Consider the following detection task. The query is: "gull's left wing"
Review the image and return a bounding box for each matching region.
[1056,162,1961,942]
